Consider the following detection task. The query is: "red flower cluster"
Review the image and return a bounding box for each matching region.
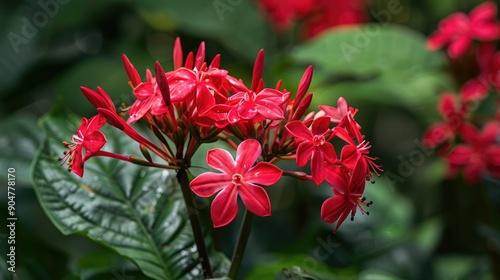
[425,2,500,184]
[257,0,367,38]
[427,1,500,58]
[61,38,381,232]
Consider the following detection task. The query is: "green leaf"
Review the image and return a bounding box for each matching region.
[0,114,42,186]
[31,110,229,280]
[281,266,321,279]
[0,255,14,280]
[246,254,340,280]
[288,24,451,122]
[292,24,443,75]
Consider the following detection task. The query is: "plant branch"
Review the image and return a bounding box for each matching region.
[177,169,213,278]
[228,209,255,279]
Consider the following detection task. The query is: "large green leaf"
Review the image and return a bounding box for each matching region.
[31,111,228,280]
[288,24,450,122]
[0,114,42,186]
[292,24,444,75]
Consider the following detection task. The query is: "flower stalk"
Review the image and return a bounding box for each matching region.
[228,210,255,279]
[177,168,213,278]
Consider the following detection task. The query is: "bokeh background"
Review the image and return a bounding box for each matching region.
[1,0,500,279]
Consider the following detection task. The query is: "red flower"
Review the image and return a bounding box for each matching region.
[258,0,367,38]
[333,126,382,178]
[286,116,336,185]
[213,88,290,124]
[423,92,468,149]
[447,121,500,183]
[320,97,363,143]
[209,49,289,126]
[258,0,316,31]
[59,114,107,177]
[303,0,367,38]
[427,1,500,58]
[321,158,371,233]
[167,67,228,115]
[166,41,246,116]
[189,139,283,227]
[128,73,168,123]
[459,43,496,101]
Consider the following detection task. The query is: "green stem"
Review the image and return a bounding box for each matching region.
[177,169,213,278]
[228,210,255,279]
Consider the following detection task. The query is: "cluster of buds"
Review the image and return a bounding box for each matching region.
[424,1,500,184]
[60,38,381,232]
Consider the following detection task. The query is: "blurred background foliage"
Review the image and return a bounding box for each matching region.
[1,0,500,279]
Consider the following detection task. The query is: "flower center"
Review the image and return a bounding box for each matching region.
[232,174,243,186]
[312,135,325,146]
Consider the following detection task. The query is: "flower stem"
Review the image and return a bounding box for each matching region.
[177,169,213,278]
[228,209,255,279]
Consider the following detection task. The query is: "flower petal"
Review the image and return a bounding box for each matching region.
[133,82,155,100]
[349,158,368,193]
[459,123,480,144]
[239,182,271,217]
[169,80,196,102]
[319,142,337,163]
[86,114,106,131]
[71,147,84,177]
[211,185,238,227]
[340,144,358,170]
[235,139,261,173]
[422,122,454,148]
[237,99,258,120]
[479,121,500,144]
[311,150,325,186]
[83,130,107,153]
[296,142,315,167]
[460,78,489,101]
[255,88,288,104]
[189,172,231,197]
[470,1,497,23]
[471,23,500,40]
[311,116,331,136]
[440,13,468,33]
[325,165,349,194]
[320,194,349,224]
[206,148,236,174]
[245,162,283,186]
[196,85,216,115]
[427,31,452,50]
[447,145,474,166]
[286,120,312,141]
[255,102,284,120]
[448,36,471,58]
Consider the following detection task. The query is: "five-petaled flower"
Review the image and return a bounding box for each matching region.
[423,92,468,150]
[189,139,283,227]
[427,1,500,58]
[286,116,337,186]
[321,158,372,233]
[212,88,290,124]
[447,122,500,183]
[59,114,107,177]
